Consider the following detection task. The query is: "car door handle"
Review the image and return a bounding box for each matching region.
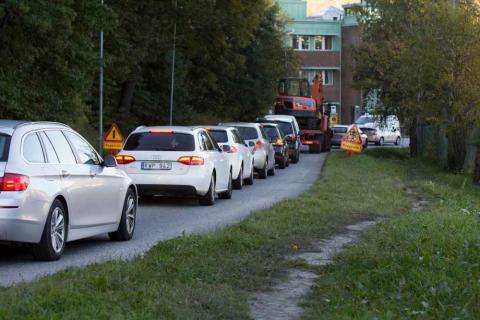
[90,172,97,178]
[61,170,70,178]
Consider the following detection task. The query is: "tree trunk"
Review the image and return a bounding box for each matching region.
[473,146,480,185]
[410,117,418,157]
[117,65,142,124]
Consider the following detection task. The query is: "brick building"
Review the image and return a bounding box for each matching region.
[278,0,365,124]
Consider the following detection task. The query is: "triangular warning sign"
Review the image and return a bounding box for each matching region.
[340,124,363,154]
[104,123,124,142]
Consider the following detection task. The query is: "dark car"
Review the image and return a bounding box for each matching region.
[260,123,289,169]
[263,115,302,163]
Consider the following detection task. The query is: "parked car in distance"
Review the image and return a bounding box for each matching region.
[263,115,302,163]
[355,114,402,146]
[258,123,289,169]
[117,126,232,206]
[204,126,254,189]
[220,123,275,179]
[331,125,368,148]
[0,120,137,261]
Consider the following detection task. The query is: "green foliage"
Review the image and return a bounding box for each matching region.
[353,0,480,171]
[0,1,297,143]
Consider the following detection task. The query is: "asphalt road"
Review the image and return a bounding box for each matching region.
[0,152,327,287]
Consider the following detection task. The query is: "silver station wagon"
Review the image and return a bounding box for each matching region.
[0,120,137,261]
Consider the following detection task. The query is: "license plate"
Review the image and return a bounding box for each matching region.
[141,161,172,170]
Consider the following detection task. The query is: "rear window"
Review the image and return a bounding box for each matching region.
[124,132,195,151]
[274,122,293,135]
[0,134,11,162]
[263,126,280,139]
[209,130,228,143]
[333,127,348,134]
[236,127,258,140]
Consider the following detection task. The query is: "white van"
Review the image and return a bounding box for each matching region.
[355,114,402,146]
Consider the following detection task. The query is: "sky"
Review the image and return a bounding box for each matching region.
[307,0,360,15]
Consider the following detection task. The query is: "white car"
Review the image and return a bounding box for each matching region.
[355,114,402,146]
[116,126,232,206]
[220,123,275,179]
[204,126,254,189]
[0,120,137,261]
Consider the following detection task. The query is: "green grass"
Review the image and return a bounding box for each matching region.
[303,150,480,319]
[0,149,448,319]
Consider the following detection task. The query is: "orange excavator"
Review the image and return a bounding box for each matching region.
[274,74,332,153]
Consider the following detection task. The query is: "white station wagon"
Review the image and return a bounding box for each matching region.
[117,126,233,206]
[0,120,137,261]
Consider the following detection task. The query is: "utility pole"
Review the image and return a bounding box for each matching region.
[169,0,178,126]
[99,0,105,154]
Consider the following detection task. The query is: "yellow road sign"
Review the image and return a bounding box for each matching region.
[104,123,124,150]
[341,125,363,154]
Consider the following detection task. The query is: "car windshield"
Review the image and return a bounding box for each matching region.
[263,126,280,139]
[333,127,348,134]
[236,127,258,140]
[124,132,195,151]
[274,122,293,135]
[355,116,374,125]
[209,130,228,143]
[0,134,10,162]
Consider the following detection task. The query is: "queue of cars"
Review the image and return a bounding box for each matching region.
[0,115,302,260]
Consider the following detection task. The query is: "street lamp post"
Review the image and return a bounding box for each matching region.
[99,0,104,154]
[169,0,178,126]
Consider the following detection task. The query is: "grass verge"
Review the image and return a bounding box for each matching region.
[0,150,416,319]
[303,149,480,319]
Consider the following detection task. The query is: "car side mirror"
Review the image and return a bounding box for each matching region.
[298,130,303,136]
[222,145,231,153]
[244,143,248,147]
[392,127,397,132]
[285,135,293,142]
[248,141,255,147]
[103,154,117,168]
[217,146,223,153]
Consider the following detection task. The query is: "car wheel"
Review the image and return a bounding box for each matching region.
[199,174,216,206]
[395,137,401,146]
[279,155,287,169]
[258,160,268,179]
[245,163,254,185]
[219,170,233,199]
[109,188,137,241]
[233,166,243,190]
[268,161,276,176]
[32,199,67,261]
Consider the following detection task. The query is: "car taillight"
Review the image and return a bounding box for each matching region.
[227,146,238,154]
[178,156,204,166]
[0,173,29,191]
[116,155,136,165]
[253,140,263,152]
[275,138,283,145]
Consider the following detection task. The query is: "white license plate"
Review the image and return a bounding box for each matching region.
[142,161,172,170]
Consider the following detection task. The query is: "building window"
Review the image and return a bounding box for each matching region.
[292,35,310,50]
[301,70,334,86]
[323,70,334,85]
[314,36,324,50]
[325,36,333,50]
[313,36,333,51]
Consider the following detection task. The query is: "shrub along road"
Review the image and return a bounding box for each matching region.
[0,153,327,287]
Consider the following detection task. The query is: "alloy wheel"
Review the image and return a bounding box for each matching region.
[125,194,136,235]
[50,207,65,254]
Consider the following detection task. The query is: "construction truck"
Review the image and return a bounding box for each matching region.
[274,75,332,153]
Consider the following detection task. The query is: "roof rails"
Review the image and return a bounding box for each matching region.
[14,121,70,129]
